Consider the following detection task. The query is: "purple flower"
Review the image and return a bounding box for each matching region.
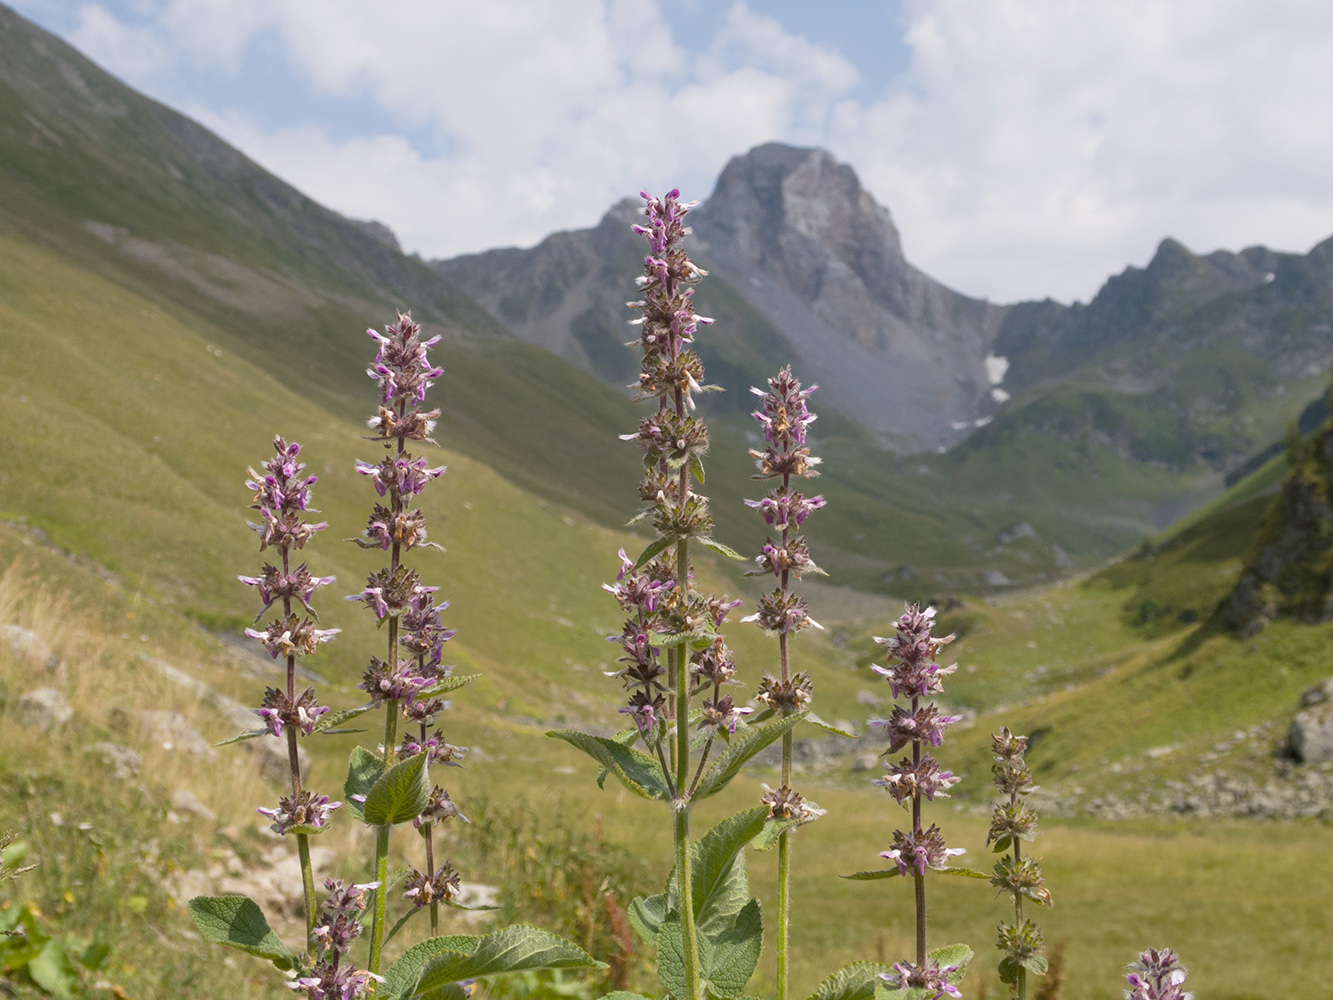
[880,960,961,1000]
[365,313,443,408]
[403,862,461,908]
[868,703,962,753]
[760,783,826,821]
[355,454,447,497]
[238,563,336,619]
[879,824,965,878]
[257,790,341,835]
[415,786,468,828]
[699,695,753,735]
[874,754,960,804]
[287,962,380,1000]
[244,437,329,551]
[1125,948,1192,1000]
[244,615,340,659]
[754,537,819,578]
[254,686,329,738]
[360,656,434,704]
[398,730,468,767]
[744,491,825,531]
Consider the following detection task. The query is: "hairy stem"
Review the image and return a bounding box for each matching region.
[368,824,392,979]
[1014,827,1026,1000]
[913,696,925,967]
[673,537,700,1000]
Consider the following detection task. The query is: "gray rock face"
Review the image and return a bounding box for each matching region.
[690,144,1006,450]
[436,143,1008,452]
[90,741,142,780]
[3,624,59,670]
[18,687,71,728]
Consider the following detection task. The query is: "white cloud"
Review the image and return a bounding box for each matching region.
[34,0,1333,301]
[115,0,860,259]
[832,0,1333,301]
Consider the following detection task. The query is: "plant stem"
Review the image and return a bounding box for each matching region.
[673,801,700,1000]
[673,537,700,1000]
[280,545,318,954]
[368,823,392,978]
[1014,830,1026,1000]
[912,696,926,967]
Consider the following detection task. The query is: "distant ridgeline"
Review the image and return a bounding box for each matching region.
[1225,387,1333,634]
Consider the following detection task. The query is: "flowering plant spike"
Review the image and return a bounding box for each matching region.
[550,190,806,1000]
[849,603,975,999]
[1125,948,1193,1000]
[988,727,1051,998]
[744,365,829,1000]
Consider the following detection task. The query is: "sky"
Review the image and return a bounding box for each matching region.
[10,0,1333,304]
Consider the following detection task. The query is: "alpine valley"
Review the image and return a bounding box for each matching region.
[4,3,1333,999]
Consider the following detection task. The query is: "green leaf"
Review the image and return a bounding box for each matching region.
[386,907,424,946]
[998,955,1021,985]
[656,910,688,1000]
[547,730,670,799]
[630,537,672,574]
[806,962,899,1000]
[991,836,1012,854]
[687,808,768,937]
[417,674,481,699]
[312,702,376,734]
[344,745,387,823]
[750,813,804,853]
[688,452,706,485]
[1021,955,1049,976]
[187,895,298,971]
[699,897,763,998]
[409,925,604,998]
[932,866,991,880]
[654,628,714,649]
[839,869,902,881]
[27,940,79,1000]
[597,994,656,1000]
[72,939,111,971]
[628,893,666,944]
[444,897,499,913]
[363,751,431,826]
[699,538,745,561]
[215,728,267,746]
[383,935,480,1000]
[805,713,856,738]
[692,712,806,800]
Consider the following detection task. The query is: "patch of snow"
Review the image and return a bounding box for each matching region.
[974,416,993,427]
[984,353,1010,385]
[991,387,1010,404]
[1264,272,1276,283]
[949,420,970,430]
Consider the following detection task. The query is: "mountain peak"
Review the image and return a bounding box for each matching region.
[695,142,904,287]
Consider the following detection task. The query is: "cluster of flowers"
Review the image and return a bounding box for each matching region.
[607,191,747,767]
[870,604,964,997]
[241,437,341,836]
[988,727,1051,993]
[349,313,467,928]
[621,190,718,545]
[1125,948,1192,1000]
[288,880,380,999]
[745,366,826,826]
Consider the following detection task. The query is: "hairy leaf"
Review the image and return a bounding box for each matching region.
[187,895,297,971]
[363,751,430,826]
[409,925,604,997]
[806,961,899,1000]
[547,730,670,799]
[693,713,805,800]
[344,745,386,822]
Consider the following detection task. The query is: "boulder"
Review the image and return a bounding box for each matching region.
[1289,700,1333,763]
[18,687,71,728]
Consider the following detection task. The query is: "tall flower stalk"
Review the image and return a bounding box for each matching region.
[988,728,1051,998]
[869,604,966,997]
[744,367,826,1000]
[347,312,464,983]
[241,436,340,952]
[1125,948,1192,1000]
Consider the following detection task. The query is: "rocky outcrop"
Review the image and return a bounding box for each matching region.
[436,143,1009,451]
[1223,417,1333,634]
[690,144,1007,449]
